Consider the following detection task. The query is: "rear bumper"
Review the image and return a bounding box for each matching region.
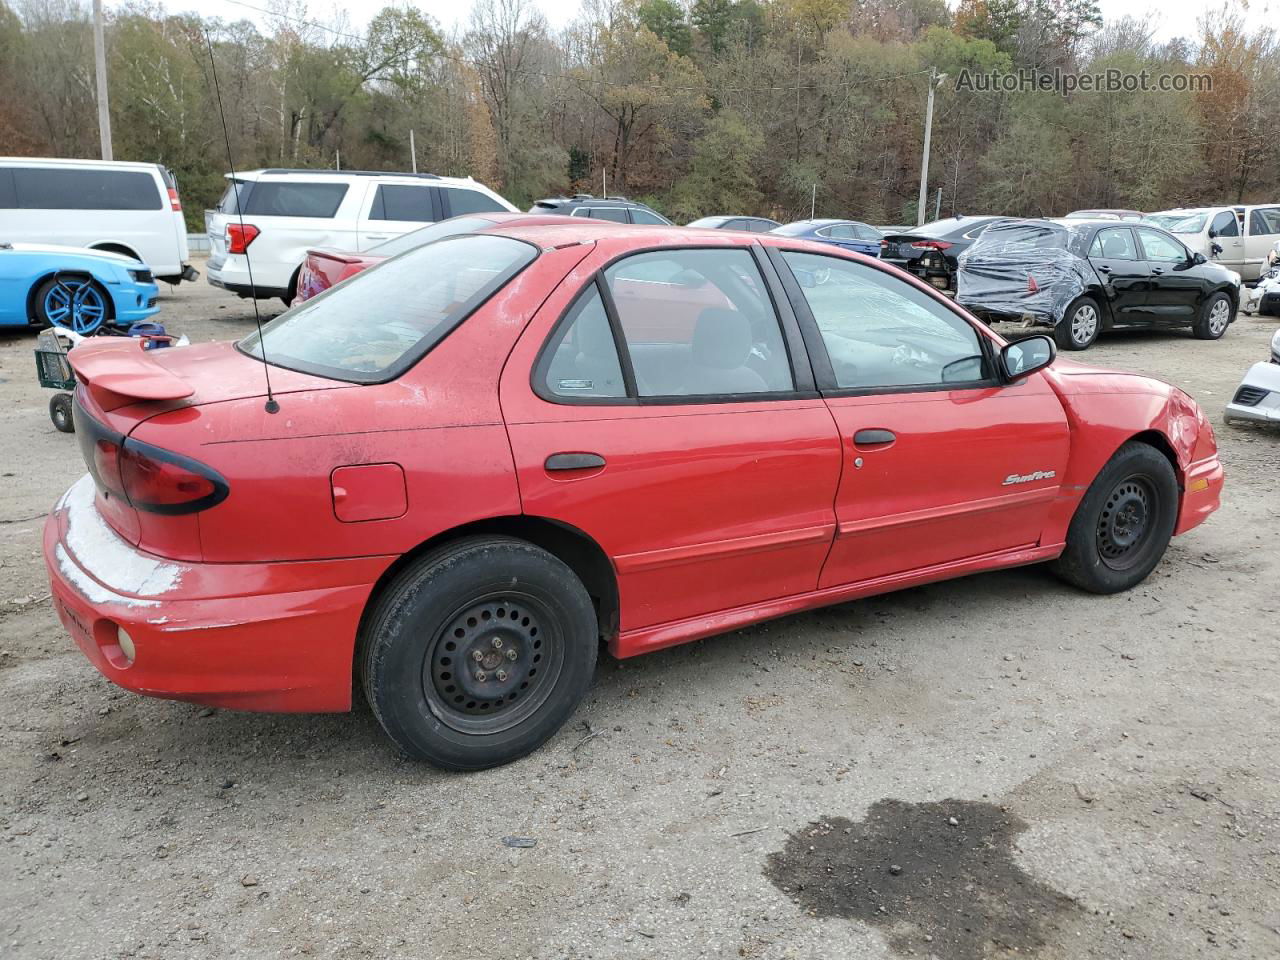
[1174,454,1224,536]
[207,255,290,300]
[43,476,393,712]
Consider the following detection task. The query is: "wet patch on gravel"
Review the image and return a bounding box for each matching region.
[765,798,1078,959]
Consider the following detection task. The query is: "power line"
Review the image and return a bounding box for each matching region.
[217,0,933,94]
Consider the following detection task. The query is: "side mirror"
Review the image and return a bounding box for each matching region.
[1193,251,1207,265]
[1000,335,1055,381]
[1208,228,1217,239]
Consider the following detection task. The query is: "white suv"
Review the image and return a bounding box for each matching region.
[205,169,517,303]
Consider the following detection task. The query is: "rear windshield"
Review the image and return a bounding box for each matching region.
[239,234,537,382]
[369,216,498,257]
[968,222,1076,256]
[2,167,160,210]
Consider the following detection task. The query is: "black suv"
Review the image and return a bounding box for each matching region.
[529,194,671,225]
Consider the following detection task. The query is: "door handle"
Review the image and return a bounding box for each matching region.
[1152,267,1164,275]
[1097,264,1111,273]
[853,429,896,448]
[364,234,389,241]
[545,452,606,471]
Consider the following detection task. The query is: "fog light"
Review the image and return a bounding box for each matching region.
[115,626,136,665]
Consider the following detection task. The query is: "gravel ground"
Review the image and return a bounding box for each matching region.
[1,259,1277,960]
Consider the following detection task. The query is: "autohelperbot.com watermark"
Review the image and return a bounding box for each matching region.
[954,67,1212,96]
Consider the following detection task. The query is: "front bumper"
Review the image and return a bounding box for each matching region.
[1224,360,1280,425]
[1174,453,1225,536]
[43,477,393,712]
[107,280,161,326]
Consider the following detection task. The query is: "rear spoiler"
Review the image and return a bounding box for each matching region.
[67,338,194,407]
[306,248,365,264]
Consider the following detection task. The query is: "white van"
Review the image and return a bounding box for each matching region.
[0,157,196,283]
[205,169,517,303]
[1146,205,1280,280]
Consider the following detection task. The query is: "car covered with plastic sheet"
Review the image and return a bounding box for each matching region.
[958,218,1240,350]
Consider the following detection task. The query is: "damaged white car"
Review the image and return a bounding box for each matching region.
[1224,327,1280,425]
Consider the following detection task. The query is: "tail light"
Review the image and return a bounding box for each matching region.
[76,404,228,515]
[911,240,953,250]
[226,223,260,255]
[167,187,182,212]
[1027,274,1040,294]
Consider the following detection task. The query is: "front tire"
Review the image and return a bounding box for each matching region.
[1193,291,1233,340]
[34,276,112,334]
[1054,296,1101,351]
[360,536,598,770]
[1051,442,1179,594]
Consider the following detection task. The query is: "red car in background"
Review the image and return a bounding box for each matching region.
[292,212,581,304]
[45,222,1222,770]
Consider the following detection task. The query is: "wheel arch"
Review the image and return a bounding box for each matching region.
[26,270,105,324]
[89,242,142,262]
[1124,429,1184,486]
[355,515,619,672]
[1080,284,1116,329]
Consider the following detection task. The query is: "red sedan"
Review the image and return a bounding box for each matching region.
[45,222,1223,769]
[292,212,579,304]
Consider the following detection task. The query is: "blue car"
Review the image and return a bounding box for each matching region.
[771,219,883,257]
[0,242,160,333]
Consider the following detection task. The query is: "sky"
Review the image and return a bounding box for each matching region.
[105,0,1251,45]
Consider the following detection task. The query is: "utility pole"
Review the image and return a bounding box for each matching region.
[934,187,942,220]
[916,68,945,227]
[93,0,112,161]
[409,129,417,173]
[810,183,816,219]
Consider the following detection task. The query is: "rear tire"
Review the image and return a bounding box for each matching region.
[1050,442,1179,594]
[360,536,598,770]
[1054,296,1101,351]
[1193,291,1233,340]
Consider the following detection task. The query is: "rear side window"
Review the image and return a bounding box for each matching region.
[370,184,436,222]
[1249,207,1280,236]
[582,207,628,223]
[443,188,507,216]
[10,167,161,210]
[1091,227,1137,260]
[241,181,348,218]
[541,285,626,399]
[604,248,793,397]
[240,234,536,382]
[0,169,15,208]
[630,208,667,225]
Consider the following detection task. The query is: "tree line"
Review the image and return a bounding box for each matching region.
[1,0,1277,231]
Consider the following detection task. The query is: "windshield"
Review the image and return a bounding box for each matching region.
[1145,213,1206,234]
[369,216,499,257]
[239,234,537,383]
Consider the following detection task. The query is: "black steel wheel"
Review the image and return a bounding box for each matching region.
[1051,442,1178,594]
[49,393,75,433]
[361,536,597,770]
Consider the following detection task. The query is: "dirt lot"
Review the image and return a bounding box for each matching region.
[1,261,1277,960]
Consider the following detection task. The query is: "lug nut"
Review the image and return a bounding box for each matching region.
[472,650,484,662]
[492,637,504,649]
[505,649,517,661]
[475,670,487,682]
[495,669,508,682]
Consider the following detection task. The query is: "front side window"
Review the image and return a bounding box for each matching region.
[240,234,535,382]
[603,248,793,397]
[1135,227,1187,262]
[371,184,435,221]
[241,181,348,218]
[1210,211,1239,237]
[541,284,626,399]
[781,251,987,390]
[11,167,161,211]
[444,188,507,216]
[1090,227,1137,260]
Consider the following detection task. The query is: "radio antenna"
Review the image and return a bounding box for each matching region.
[203,28,279,414]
